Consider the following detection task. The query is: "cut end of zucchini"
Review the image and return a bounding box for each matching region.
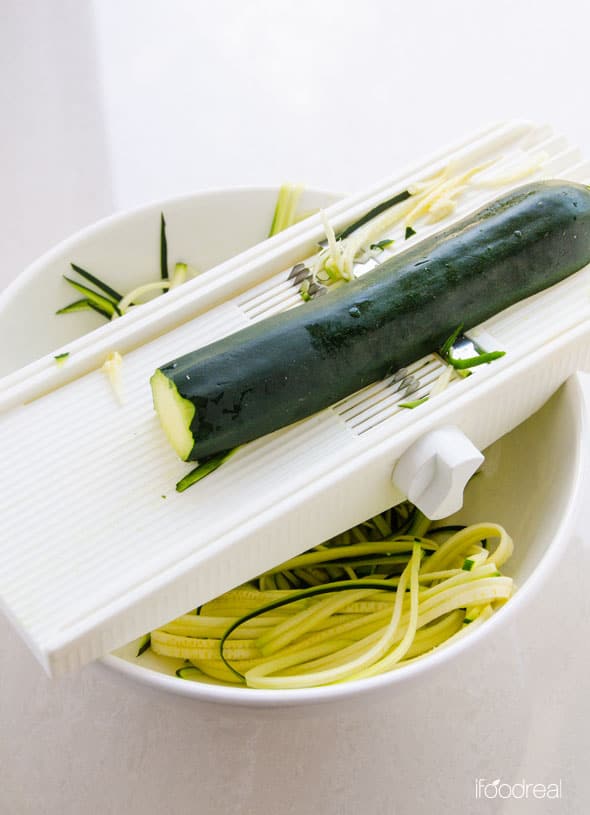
[150,369,196,460]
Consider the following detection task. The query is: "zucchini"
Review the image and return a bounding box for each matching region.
[151,181,590,462]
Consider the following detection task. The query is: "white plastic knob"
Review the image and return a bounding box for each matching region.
[392,425,484,520]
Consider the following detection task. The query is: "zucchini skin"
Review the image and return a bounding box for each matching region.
[155,181,590,460]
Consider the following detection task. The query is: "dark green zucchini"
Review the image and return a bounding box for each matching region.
[151,181,590,461]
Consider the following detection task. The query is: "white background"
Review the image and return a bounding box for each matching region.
[2,2,590,813]
[4,0,590,287]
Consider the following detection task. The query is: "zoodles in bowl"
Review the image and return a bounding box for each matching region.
[137,502,514,690]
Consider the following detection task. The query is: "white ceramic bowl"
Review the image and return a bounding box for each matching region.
[1,187,587,709]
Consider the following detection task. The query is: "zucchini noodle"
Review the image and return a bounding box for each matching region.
[101,351,124,404]
[306,162,490,287]
[118,263,191,314]
[306,149,547,298]
[142,502,515,689]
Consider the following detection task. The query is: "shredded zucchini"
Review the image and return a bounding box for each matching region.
[54,352,69,367]
[58,213,197,322]
[475,152,549,188]
[101,351,124,404]
[303,161,493,296]
[59,183,309,322]
[176,448,237,492]
[300,150,548,302]
[268,184,305,237]
[139,501,514,689]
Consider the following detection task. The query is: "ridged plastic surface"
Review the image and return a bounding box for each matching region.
[1,120,590,675]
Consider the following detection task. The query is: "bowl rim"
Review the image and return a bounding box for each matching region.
[0,184,339,309]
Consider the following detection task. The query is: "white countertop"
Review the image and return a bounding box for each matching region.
[3,2,590,812]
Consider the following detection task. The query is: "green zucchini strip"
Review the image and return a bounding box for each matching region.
[136,633,151,657]
[176,448,237,493]
[439,324,505,370]
[258,538,437,577]
[422,523,513,573]
[407,509,431,537]
[399,397,429,409]
[338,190,411,240]
[171,262,188,288]
[56,298,113,320]
[446,349,506,369]
[439,323,463,358]
[268,184,304,237]
[175,665,201,680]
[118,280,173,314]
[160,213,168,280]
[70,262,123,302]
[56,298,93,315]
[59,211,182,320]
[62,276,121,317]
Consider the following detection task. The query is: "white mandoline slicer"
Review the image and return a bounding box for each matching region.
[3,120,590,677]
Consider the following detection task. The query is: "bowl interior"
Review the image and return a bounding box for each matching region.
[0,187,338,375]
